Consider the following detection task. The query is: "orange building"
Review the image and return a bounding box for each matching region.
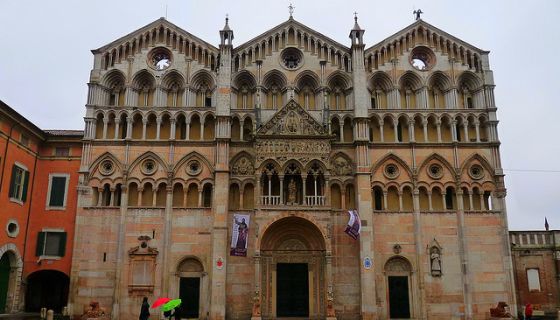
[0,100,82,313]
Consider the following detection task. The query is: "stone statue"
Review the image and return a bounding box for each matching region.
[251,291,261,317]
[326,290,336,318]
[288,179,297,204]
[413,9,423,20]
[430,247,442,276]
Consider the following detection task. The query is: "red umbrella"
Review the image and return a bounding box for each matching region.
[151,297,171,309]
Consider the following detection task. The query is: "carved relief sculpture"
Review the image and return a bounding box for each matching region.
[332,156,352,176]
[232,156,255,175]
[287,179,297,204]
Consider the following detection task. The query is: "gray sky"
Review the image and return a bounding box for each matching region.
[1,0,558,230]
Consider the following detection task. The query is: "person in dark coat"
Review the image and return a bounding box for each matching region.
[525,303,533,320]
[139,297,150,320]
[173,306,181,320]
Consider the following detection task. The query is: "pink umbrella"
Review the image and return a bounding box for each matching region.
[151,297,171,309]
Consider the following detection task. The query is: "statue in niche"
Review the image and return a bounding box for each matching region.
[287,179,297,204]
[430,246,442,276]
[285,111,299,134]
[333,156,352,176]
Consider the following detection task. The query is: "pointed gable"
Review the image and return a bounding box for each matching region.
[257,99,328,137]
[92,17,218,55]
[234,18,350,55]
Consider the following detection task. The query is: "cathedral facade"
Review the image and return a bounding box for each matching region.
[68,14,515,320]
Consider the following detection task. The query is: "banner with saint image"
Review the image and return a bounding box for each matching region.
[345,210,361,240]
[230,214,251,257]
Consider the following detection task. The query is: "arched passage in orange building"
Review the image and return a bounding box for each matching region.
[25,270,69,312]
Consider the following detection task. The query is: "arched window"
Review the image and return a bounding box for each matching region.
[243,184,255,209]
[172,183,184,207]
[445,186,456,210]
[202,184,213,207]
[229,184,240,210]
[373,186,384,210]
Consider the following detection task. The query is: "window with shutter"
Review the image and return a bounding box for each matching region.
[8,165,28,202]
[37,231,67,257]
[47,175,68,208]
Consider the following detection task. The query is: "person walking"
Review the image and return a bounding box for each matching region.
[139,297,150,320]
[524,303,533,320]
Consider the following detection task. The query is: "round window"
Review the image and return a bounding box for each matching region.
[409,46,436,71]
[100,160,115,176]
[280,47,304,70]
[469,164,484,180]
[384,164,400,179]
[427,164,443,179]
[187,160,202,176]
[6,220,19,238]
[141,159,157,175]
[148,48,172,71]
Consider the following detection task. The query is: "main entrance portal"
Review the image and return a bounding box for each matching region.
[276,263,309,317]
[259,216,328,319]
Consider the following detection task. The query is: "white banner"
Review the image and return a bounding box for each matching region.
[230,214,251,257]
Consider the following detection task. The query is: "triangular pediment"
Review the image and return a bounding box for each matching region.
[257,100,328,137]
[365,19,488,56]
[92,18,218,55]
[235,18,349,54]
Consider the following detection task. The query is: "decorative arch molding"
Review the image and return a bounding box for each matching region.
[175,255,206,273]
[459,153,496,179]
[128,151,169,174]
[262,69,288,89]
[326,70,352,90]
[88,152,124,180]
[256,213,331,253]
[161,70,186,89]
[417,153,456,178]
[398,71,424,90]
[427,71,452,91]
[457,71,483,90]
[131,69,157,89]
[370,153,413,178]
[190,69,216,90]
[294,70,320,90]
[383,255,413,273]
[368,71,393,92]
[330,152,354,176]
[100,69,127,89]
[232,70,257,90]
[230,151,255,176]
[173,151,214,175]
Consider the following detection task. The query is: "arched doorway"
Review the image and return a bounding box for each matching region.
[384,256,413,319]
[0,246,23,314]
[25,270,69,312]
[175,257,208,319]
[259,216,328,319]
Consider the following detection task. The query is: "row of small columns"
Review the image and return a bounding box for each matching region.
[96,185,211,208]
[376,118,488,143]
[257,174,327,205]
[87,116,212,140]
[376,189,489,211]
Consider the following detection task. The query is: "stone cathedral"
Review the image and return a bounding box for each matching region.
[69,12,515,320]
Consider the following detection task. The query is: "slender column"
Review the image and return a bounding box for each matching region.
[156,117,162,140]
[126,118,132,139]
[110,189,116,206]
[451,120,458,142]
[137,188,143,206]
[170,119,176,140]
[441,192,447,210]
[474,121,481,142]
[382,191,388,210]
[302,177,307,205]
[379,120,385,143]
[183,189,188,207]
[198,190,203,207]
[393,122,399,143]
[455,189,473,318]
[412,188,426,319]
[279,176,284,204]
[142,119,147,140]
[185,122,190,140]
[463,123,469,143]
[436,120,442,142]
[152,189,157,207]
[427,191,433,211]
[398,191,403,211]
[240,119,245,141]
[97,188,103,207]
[479,191,485,210]
[422,119,428,142]
[114,120,120,140]
[409,120,415,142]
[102,118,109,139]
[200,119,205,141]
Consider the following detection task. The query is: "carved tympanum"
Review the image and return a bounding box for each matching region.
[332,156,352,176]
[231,156,254,175]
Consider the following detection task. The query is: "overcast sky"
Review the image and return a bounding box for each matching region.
[0,0,558,230]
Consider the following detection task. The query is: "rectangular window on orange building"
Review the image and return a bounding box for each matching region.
[36,231,67,257]
[8,164,29,203]
[55,147,70,157]
[46,174,69,209]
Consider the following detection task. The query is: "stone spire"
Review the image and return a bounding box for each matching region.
[220,14,234,46]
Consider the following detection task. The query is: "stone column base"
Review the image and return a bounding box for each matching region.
[326,317,337,320]
[251,317,262,320]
